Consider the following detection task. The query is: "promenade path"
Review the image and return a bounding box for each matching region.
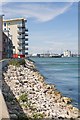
[0,60,10,120]
[0,90,10,120]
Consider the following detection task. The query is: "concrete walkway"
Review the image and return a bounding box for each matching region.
[0,90,10,120]
[0,59,10,120]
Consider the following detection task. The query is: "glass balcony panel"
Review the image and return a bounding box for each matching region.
[17,29,25,34]
[18,40,25,44]
[25,28,28,32]
[25,38,28,41]
[25,43,28,46]
[25,33,28,36]
[25,47,28,50]
[17,34,25,39]
[17,24,25,28]
[18,46,23,50]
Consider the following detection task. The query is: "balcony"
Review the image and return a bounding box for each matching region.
[25,52,28,55]
[18,40,25,44]
[25,33,28,36]
[25,28,28,32]
[25,43,28,46]
[25,47,28,50]
[18,52,23,55]
[17,34,25,39]
[17,24,25,28]
[25,38,28,41]
[18,50,25,54]
[18,46,23,50]
[18,43,25,47]
[17,29,25,34]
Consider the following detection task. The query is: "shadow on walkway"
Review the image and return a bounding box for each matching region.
[2,66,29,120]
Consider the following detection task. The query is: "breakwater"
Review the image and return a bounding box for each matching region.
[30,57,78,108]
[2,59,80,119]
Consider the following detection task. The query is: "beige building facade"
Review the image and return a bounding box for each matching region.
[3,18,28,58]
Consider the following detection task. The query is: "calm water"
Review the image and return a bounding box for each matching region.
[30,57,79,108]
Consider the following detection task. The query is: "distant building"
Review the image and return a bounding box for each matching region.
[40,53,50,58]
[3,18,28,58]
[31,53,37,57]
[63,50,71,57]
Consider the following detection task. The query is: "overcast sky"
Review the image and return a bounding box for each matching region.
[1,1,78,54]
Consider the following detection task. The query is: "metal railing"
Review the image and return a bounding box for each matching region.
[17,34,25,39]
[17,24,25,28]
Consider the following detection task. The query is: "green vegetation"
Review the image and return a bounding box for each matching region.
[19,93,28,102]
[18,114,30,120]
[19,59,26,66]
[9,59,26,67]
[32,113,44,119]
[21,103,29,108]
[16,112,45,120]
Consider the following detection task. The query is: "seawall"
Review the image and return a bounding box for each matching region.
[2,58,80,119]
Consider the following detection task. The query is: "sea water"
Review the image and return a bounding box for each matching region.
[30,57,78,108]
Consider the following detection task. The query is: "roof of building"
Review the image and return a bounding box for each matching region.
[3,18,27,22]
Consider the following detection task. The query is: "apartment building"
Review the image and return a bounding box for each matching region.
[3,18,28,58]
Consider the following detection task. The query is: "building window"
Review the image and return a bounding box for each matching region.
[13,46,15,49]
[4,28,6,30]
[8,22,10,25]
[4,22,6,26]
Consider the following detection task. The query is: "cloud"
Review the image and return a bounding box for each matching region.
[29,41,78,54]
[2,2,73,22]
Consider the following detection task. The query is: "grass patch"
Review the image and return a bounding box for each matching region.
[18,114,30,120]
[9,59,26,67]
[19,93,28,103]
[33,113,44,119]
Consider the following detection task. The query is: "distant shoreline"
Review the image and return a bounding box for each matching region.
[29,56,79,58]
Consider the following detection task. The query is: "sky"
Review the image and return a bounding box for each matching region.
[0,1,78,54]
[0,0,79,2]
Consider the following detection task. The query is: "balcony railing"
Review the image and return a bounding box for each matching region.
[18,46,23,50]
[25,43,28,46]
[17,24,25,28]
[18,43,25,47]
[25,33,28,36]
[25,52,28,55]
[17,34,25,39]
[25,47,28,50]
[18,51,25,54]
[25,28,28,32]
[17,29,25,34]
[25,38,28,41]
[18,40,25,44]
[18,52,23,55]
